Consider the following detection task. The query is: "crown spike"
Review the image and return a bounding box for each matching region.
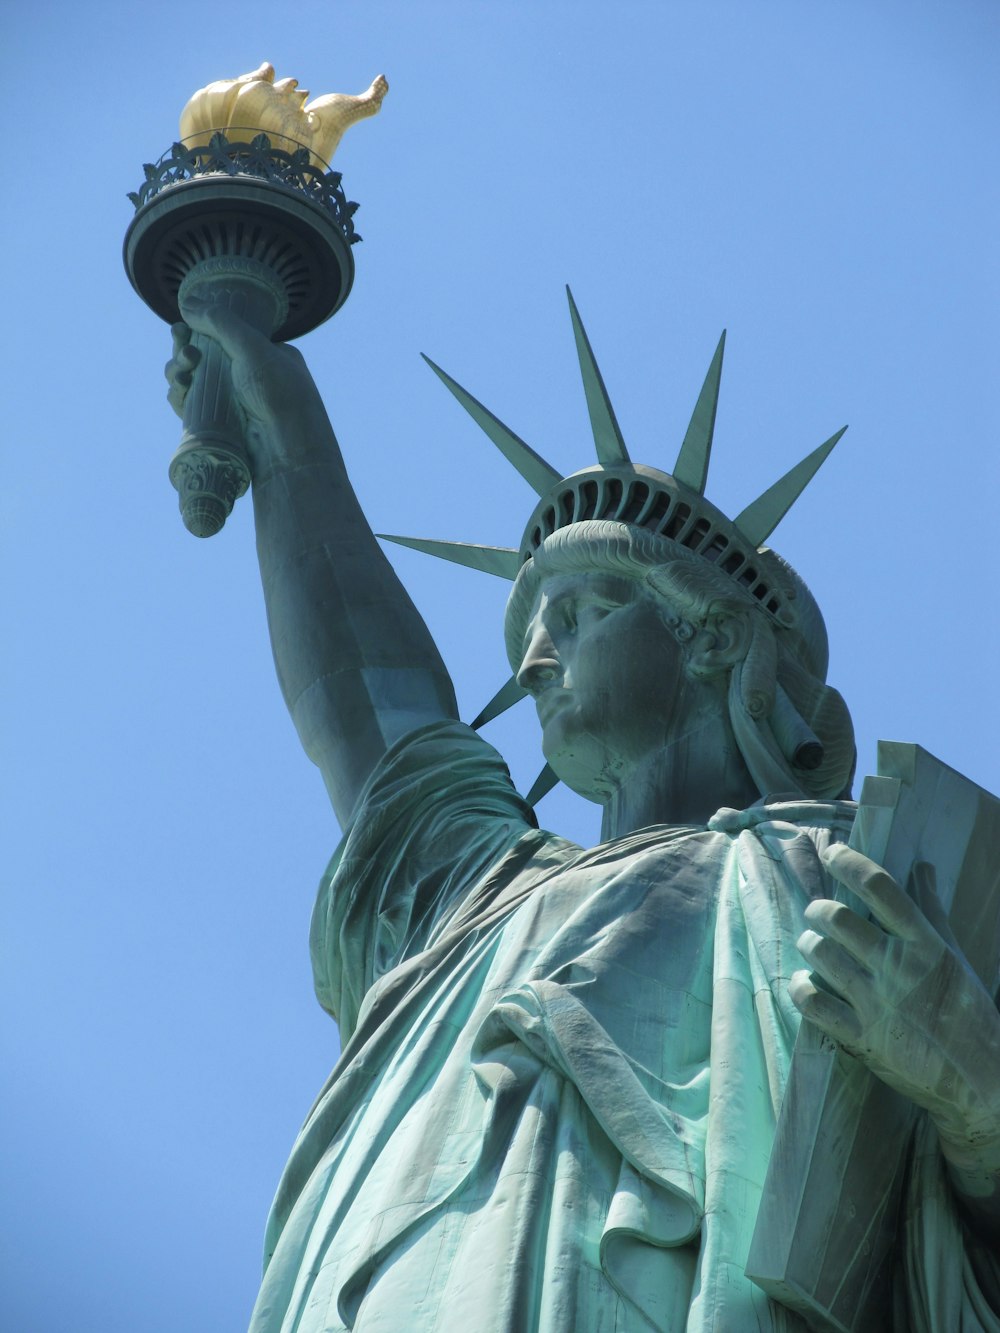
[673,331,726,494]
[525,763,559,807]
[378,534,520,580]
[733,427,847,547]
[422,355,562,496]
[566,287,630,465]
[471,676,528,730]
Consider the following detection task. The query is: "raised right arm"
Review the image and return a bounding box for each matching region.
[169,300,458,827]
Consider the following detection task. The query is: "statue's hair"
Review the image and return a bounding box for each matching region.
[504,520,855,801]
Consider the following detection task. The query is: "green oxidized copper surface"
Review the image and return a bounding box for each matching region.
[124,132,358,341]
[125,130,360,537]
[127,132,362,238]
[149,265,1000,1331]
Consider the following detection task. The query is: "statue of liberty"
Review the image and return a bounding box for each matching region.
[149,65,1000,1332]
[162,287,1000,1332]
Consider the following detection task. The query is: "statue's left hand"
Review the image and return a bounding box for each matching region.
[790,845,1000,1231]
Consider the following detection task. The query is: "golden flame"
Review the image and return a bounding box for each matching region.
[179,63,388,169]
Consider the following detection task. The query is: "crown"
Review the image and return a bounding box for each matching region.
[380,289,846,803]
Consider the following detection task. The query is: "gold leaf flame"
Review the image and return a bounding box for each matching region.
[179,63,388,169]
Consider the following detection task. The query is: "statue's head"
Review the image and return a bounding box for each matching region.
[504,514,855,803]
[382,292,855,805]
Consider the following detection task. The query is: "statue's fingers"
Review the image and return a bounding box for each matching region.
[170,321,191,358]
[164,345,199,384]
[803,898,885,968]
[797,928,873,999]
[789,969,863,1046]
[164,342,200,417]
[821,844,923,941]
[166,375,190,415]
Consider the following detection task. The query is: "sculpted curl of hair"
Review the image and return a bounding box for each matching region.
[504,520,855,801]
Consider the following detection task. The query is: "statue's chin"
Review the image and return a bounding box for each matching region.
[541,737,620,804]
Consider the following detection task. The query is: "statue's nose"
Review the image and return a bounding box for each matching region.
[516,626,562,694]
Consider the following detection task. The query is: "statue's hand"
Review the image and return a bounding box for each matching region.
[165,292,329,472]
[165,322,201,418]
[790,845,1000,1178]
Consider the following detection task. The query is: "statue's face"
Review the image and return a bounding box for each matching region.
[516,569,697,800]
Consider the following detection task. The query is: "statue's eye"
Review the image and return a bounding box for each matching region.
[578,596,619,624]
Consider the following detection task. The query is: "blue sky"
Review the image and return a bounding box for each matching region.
[3,3,998,1329]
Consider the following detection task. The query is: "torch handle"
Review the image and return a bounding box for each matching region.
[168,259,288,538]
[168,331,252,538]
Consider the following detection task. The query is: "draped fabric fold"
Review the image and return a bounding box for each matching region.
[248,721,999,1333]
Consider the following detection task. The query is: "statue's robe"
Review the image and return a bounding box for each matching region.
[248,722,1000,1333]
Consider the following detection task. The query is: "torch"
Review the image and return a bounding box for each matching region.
[124,63,387,536]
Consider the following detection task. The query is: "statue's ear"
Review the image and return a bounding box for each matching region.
[687,608,752,679]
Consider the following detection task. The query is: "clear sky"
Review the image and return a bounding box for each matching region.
[3,2,998,1330]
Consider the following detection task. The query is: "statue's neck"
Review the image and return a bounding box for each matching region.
[599,712,760,839]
